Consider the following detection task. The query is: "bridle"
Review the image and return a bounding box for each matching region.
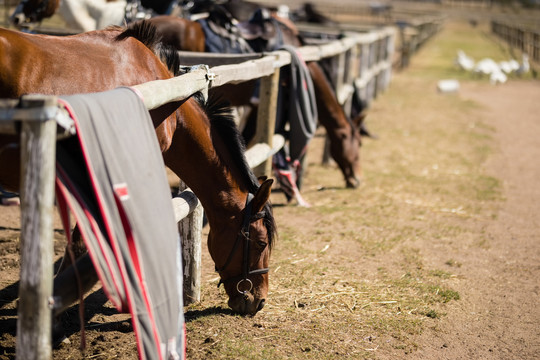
[215,193,269,295]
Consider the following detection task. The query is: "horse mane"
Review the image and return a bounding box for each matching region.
[204,96,277,250]
[114,20,182,76]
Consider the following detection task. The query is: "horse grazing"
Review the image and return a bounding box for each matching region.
[147,11,364,189]
[0,21,276,316]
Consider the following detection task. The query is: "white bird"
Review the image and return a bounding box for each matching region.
[508,59,520,72]
[516,53,530,76]
[473,58,500,76]
[490,69,507,85]
[498,60,517,74]
[455,50,475,71]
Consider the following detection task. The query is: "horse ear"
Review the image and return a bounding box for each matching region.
[352,111,367,130]
[257,175,268,184]
[252,178,273,213]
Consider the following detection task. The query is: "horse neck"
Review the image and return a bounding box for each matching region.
[308,62,351,131]
[163,101,248,228]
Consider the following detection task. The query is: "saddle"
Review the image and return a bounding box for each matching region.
[199,6,253,54]
[201,7,283,54]
[236,8,277,41]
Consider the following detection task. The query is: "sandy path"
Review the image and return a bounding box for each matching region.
[412,80,540,359]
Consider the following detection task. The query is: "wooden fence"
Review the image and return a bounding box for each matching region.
[0,24,395,359]
[491,20,540,64]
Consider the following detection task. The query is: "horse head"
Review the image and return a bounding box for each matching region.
[10,0,59,27]
[206,178,275,315]
[162,95,277,316]
[333,122,362,189]
[199,108,277,316]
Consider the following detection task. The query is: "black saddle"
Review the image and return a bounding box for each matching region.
[236,8,276,41]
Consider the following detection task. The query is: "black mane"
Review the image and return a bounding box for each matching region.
[115,20,182,76]
[204,96,277,250]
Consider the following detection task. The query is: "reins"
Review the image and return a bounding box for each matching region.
[215,193,269,295]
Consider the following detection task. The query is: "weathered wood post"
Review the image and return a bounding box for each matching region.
[176,182,203,305]
[253,67,280,178]
[16,95,58,360]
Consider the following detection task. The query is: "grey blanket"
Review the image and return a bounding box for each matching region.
[56,88,184,360]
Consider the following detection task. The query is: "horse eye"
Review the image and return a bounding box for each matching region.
[256,240,268,249]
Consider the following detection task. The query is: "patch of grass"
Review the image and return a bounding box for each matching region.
[439,288,460,302]
[474,175,503,201]
[424,309,441,319]
[429,269,453,279]
[445,259,462,267]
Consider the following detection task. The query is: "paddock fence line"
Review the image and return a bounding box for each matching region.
[491,20,540,65]
[0,24,395,359]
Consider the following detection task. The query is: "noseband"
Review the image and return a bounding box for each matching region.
[216,193,269,295]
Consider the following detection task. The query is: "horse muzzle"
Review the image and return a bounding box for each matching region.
[10,3,27,26]
[10,13,27,26]
[228,292,266,315]
[346,176,361,189]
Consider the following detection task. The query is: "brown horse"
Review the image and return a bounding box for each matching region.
[0,21,276,315]
[146,13,364,188]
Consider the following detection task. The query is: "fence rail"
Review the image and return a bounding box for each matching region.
[491,20,540,64]
[0,23,396,359]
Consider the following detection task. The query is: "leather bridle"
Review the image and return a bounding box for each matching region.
[215,193,269,295]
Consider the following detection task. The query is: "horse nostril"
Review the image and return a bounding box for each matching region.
[11,14,25,26]
[257,299,266,312]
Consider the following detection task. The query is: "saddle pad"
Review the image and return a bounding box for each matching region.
[55,88,184,360]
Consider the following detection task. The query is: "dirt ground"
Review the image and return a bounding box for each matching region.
[1,19,540,360]
[396,80,540,359]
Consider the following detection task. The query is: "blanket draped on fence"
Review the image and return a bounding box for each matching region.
[54,88,184,360]
[273,45,317,205]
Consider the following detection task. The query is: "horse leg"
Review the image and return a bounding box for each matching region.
[56,225,87,275]
[53,252,98,317]
[52,225,97,346]
[51,253,98,347]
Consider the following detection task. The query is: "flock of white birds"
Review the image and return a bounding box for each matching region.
[454,49,530,85]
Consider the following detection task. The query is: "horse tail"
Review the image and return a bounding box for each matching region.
[115,20,182,76]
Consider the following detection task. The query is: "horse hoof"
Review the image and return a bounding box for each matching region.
[52,320,70,348]
[346,178,361,189]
